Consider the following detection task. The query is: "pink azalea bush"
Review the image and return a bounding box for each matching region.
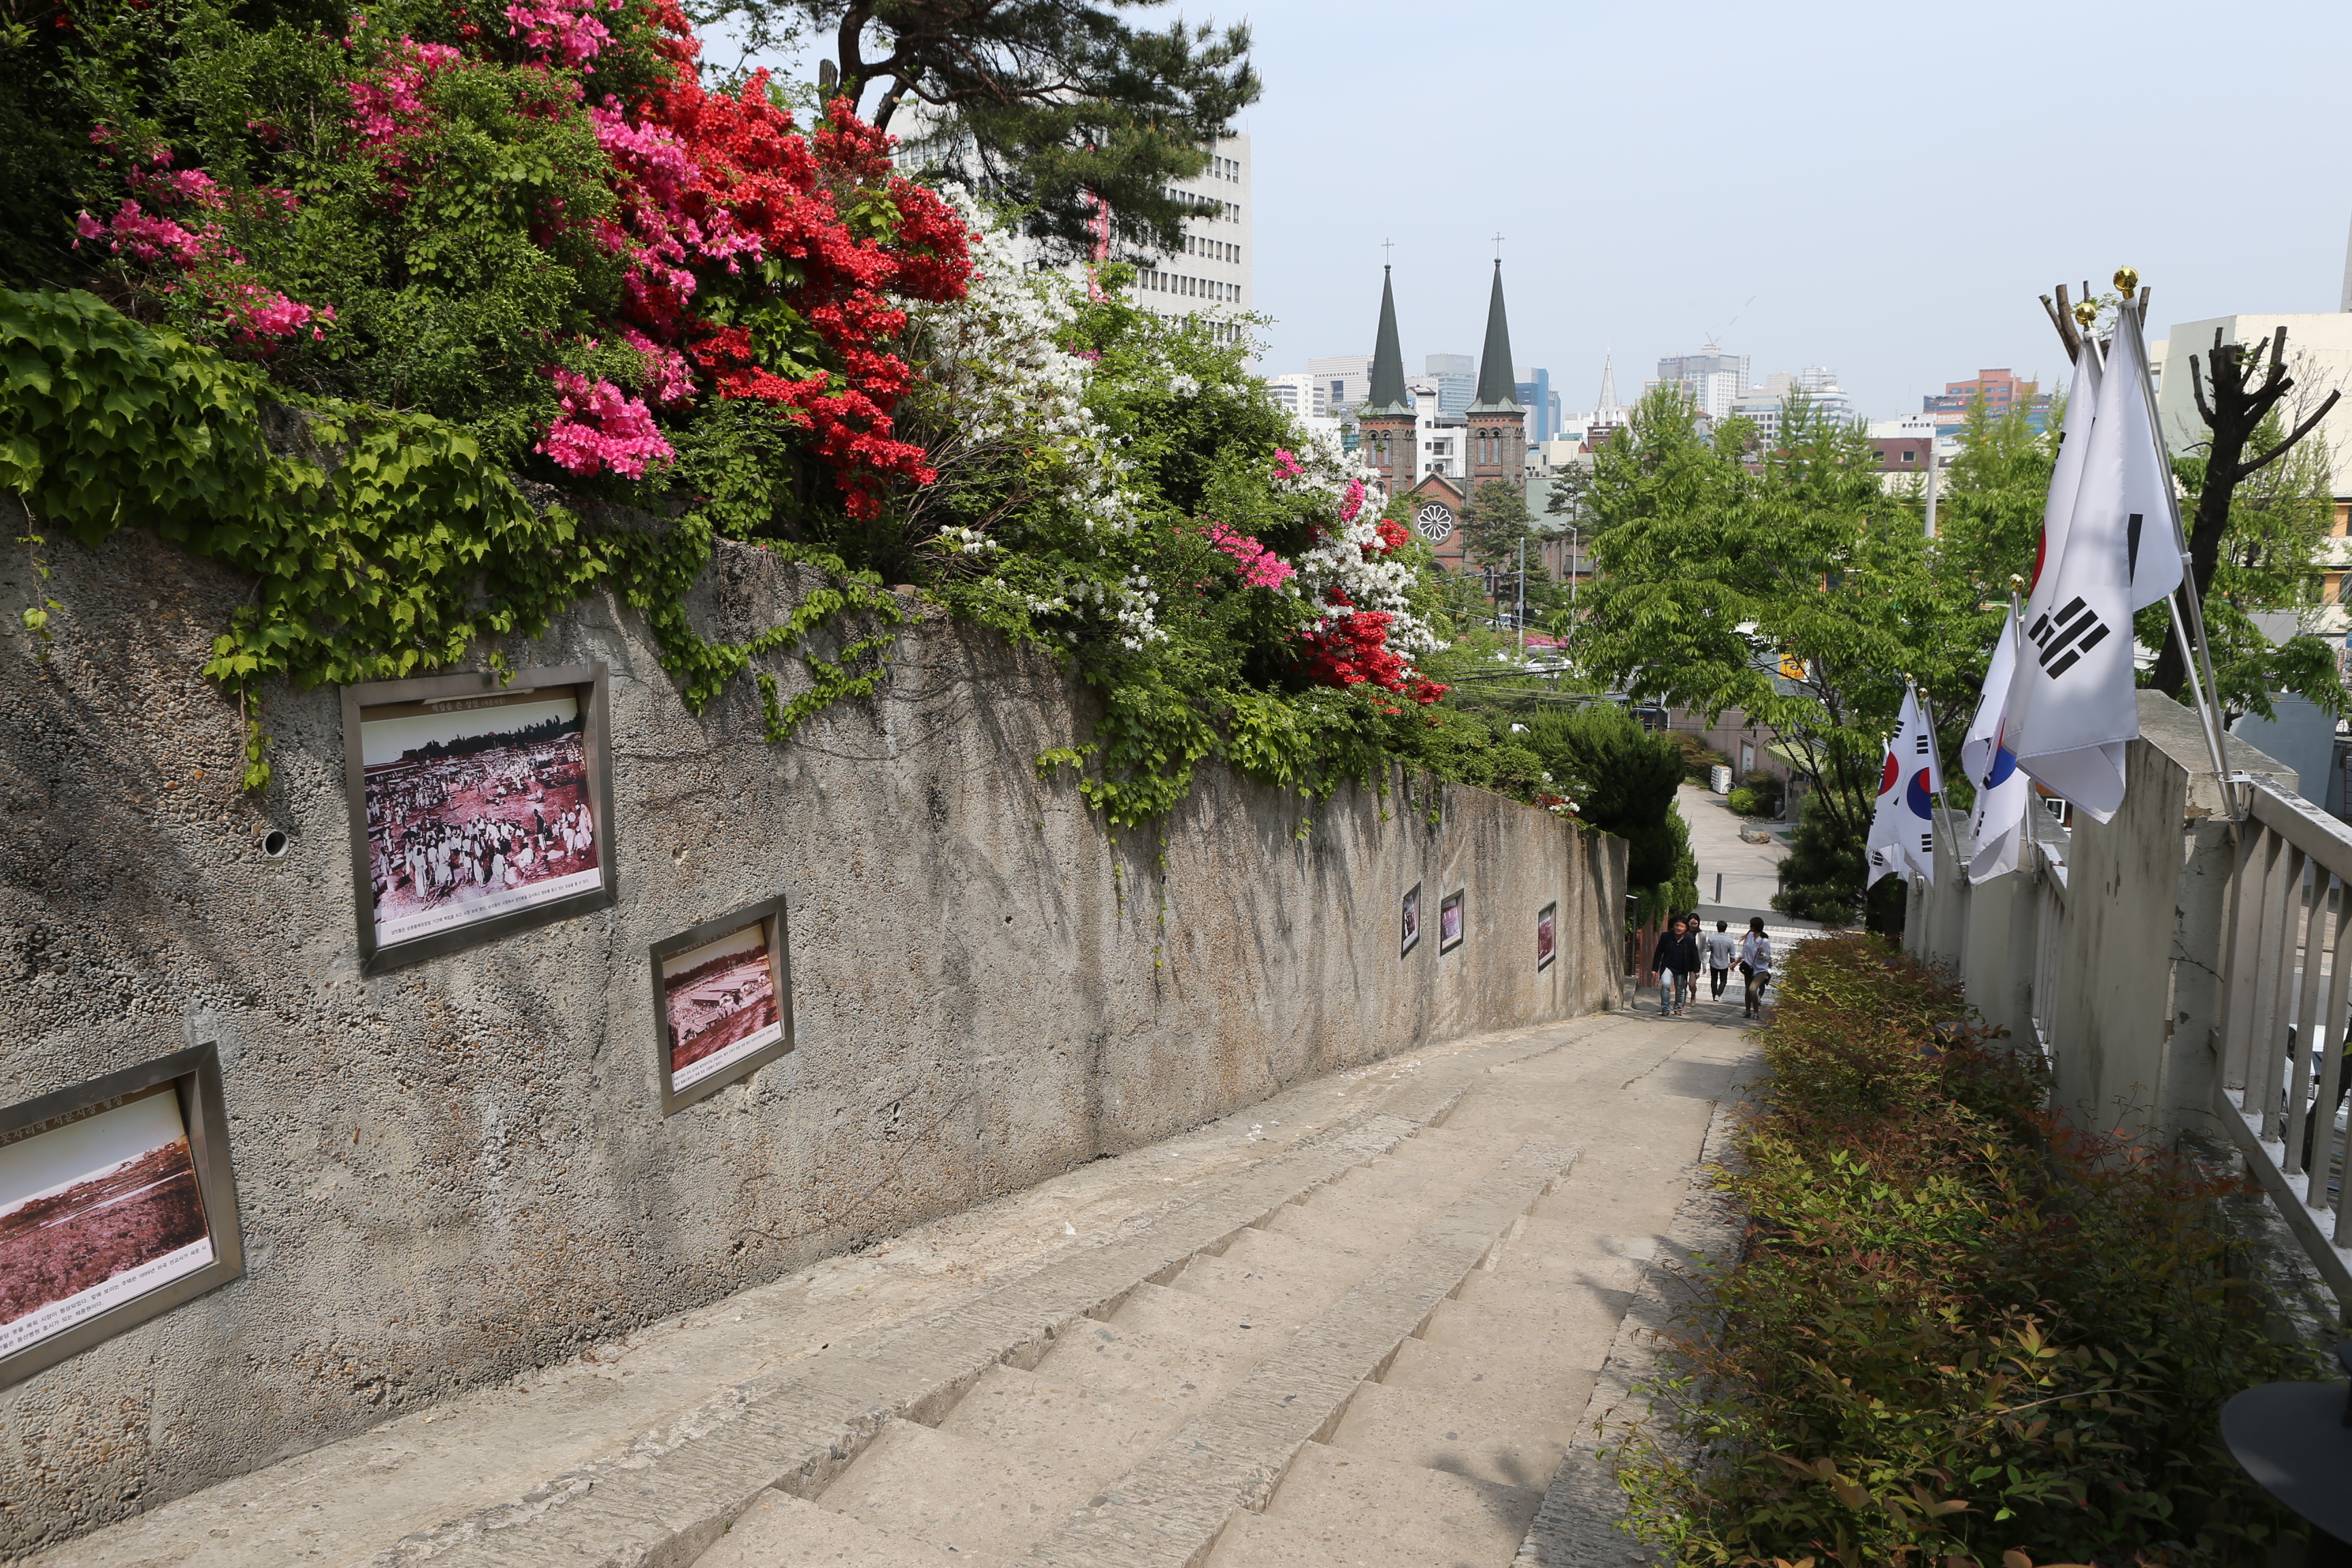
[1205,521,1295,590]
[536,368,674,476]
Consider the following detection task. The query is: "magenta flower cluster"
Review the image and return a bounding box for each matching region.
[536,368,674,477]
[1205,522,1296,590]
[504,0,623,69]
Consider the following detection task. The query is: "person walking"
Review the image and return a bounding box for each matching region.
[1652,917,1701,1016]
[1705,919,1737,1000]
[1738,917,1774,1019]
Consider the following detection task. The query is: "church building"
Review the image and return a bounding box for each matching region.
[1357,263,1528,576]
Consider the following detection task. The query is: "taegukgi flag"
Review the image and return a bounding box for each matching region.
[1961,608,2031,883]
[1866,685,1942,885]
[2034,333,2101,592]
[2006,313,2151,824]
[2110,299,2186,613]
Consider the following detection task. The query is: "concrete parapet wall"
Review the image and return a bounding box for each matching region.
[0,527,1622,1554]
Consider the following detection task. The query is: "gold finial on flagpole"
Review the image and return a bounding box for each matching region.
[2008,573,2025,589]
[2114,265,2139,299]
[2073,301,2097,329]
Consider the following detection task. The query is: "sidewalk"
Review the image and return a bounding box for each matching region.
[39,1004,1759,1568]
[1678,783,1788,911]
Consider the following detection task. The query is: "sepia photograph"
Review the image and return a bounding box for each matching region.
[1537,902,1558,971]
[356,681,606,955]
[649,896,795,1113]
[0,1081,214,1363]
[1439,889,1465,953]
[663,919,783,1091]
[1399,881,1421,958]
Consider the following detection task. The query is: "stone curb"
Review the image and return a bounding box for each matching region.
[1512,1085,1751,1568]
[361,1051,1543,1567]
[1028,1139,1578,1568]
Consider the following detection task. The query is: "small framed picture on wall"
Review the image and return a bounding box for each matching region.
[649,896,795,1114]
[1536,902,1558,970]
[1400,882,1422,958]
[1,1045,244,1388]
[1439,889,1465,953]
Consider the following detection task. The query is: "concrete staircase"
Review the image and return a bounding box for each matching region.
[35,1009,1748,1568]
[697,1030,1730,1568]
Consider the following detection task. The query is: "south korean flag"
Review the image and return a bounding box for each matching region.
[1962,608,2031,884]
[2004,305,2160,824]
[1866,686,1942,885]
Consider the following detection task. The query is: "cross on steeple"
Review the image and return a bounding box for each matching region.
[1490,231,1505,260]
[1382,238,1394,267]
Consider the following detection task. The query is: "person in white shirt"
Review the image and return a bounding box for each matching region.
[1738,918,1774,1019]
[1704,920,1738,1000]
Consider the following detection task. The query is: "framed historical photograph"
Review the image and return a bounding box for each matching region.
[649,896,794,1114]
[1536,902,1558,971]
[1,1045,242,1389]
[1400,881,1422,958]
[343,664,618,975]
[1439,889,1466,953]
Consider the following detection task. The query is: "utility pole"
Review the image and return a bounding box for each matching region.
[1923,434,1939,538]
[1516,534,1526,658]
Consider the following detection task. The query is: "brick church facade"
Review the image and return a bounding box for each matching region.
[1355,263,1528,577]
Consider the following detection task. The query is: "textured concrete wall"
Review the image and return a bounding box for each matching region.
[0,523,1622,1552]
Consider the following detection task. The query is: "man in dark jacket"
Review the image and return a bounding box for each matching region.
[1652,918,1701,1015]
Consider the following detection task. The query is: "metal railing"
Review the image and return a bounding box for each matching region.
[2217,780,2352,1296]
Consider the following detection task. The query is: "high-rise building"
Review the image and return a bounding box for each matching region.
[1424,353,1475,415]
[1126,135,1252,346]
[1653,352,1750,421]
[1731,367,1855,444]
[1309,354,1372,414]
[1514,365,1554,442]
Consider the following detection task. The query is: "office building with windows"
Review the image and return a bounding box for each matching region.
[1127,135,1252,345]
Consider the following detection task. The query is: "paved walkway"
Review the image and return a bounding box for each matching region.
[40,1000,1757,1568]
[1678,783,1788,912]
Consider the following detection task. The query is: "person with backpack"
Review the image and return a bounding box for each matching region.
[1738,917,1774,1019]
[1704,919,1737,1000]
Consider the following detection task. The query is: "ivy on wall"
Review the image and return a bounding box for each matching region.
[1,287,889,787]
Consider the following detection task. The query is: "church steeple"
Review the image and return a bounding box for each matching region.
[1469,260,1519,412]
[1367,267,1410,415]
[1597,354,1618,412]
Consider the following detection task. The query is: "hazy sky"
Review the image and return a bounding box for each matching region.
[745,2,2352,424]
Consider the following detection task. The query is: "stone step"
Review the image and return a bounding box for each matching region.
[698,1490,977,1567]
[1377,1337,1596,1432]
[1026,1141,1572,1567]
[935,1363,1183,1480]
[1259,1442,1545,1563]
[1036,1297,1260,1403]
[1324,1380,1571,1494]
[819,1417,1091,1561]
[1171,1253,1356,1331]
[1417,1294,1618,1374]
[1205,1509,1457,1567]
[1216,1223,1382,1288]
[1450,1265,1633,1328]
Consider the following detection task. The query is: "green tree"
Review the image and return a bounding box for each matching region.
[1458,477,1531,566]
[783,0,1261,259]
[1566,386,1986,930]
[1519,702,1688,917]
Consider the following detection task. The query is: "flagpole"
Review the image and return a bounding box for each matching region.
[1910,678,1967,879]
[2108,272,2240,817]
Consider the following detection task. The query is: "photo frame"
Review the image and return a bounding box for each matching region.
[342,664,618,975]
[1400,881,1422,958]
[1,1045,243,1389]
[1439,889,1466,953]
[649,896,795,1114]
[1536,901,1558,970]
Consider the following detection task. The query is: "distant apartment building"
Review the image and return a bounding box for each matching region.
[1730,366,1854,443]
[1424,354,1475,415]
[1127,135,1252,346]
[1263,374,1318,419]
[1652,351,1750,421]
[1309,354,1373,414]
[1923,368,2052,435]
